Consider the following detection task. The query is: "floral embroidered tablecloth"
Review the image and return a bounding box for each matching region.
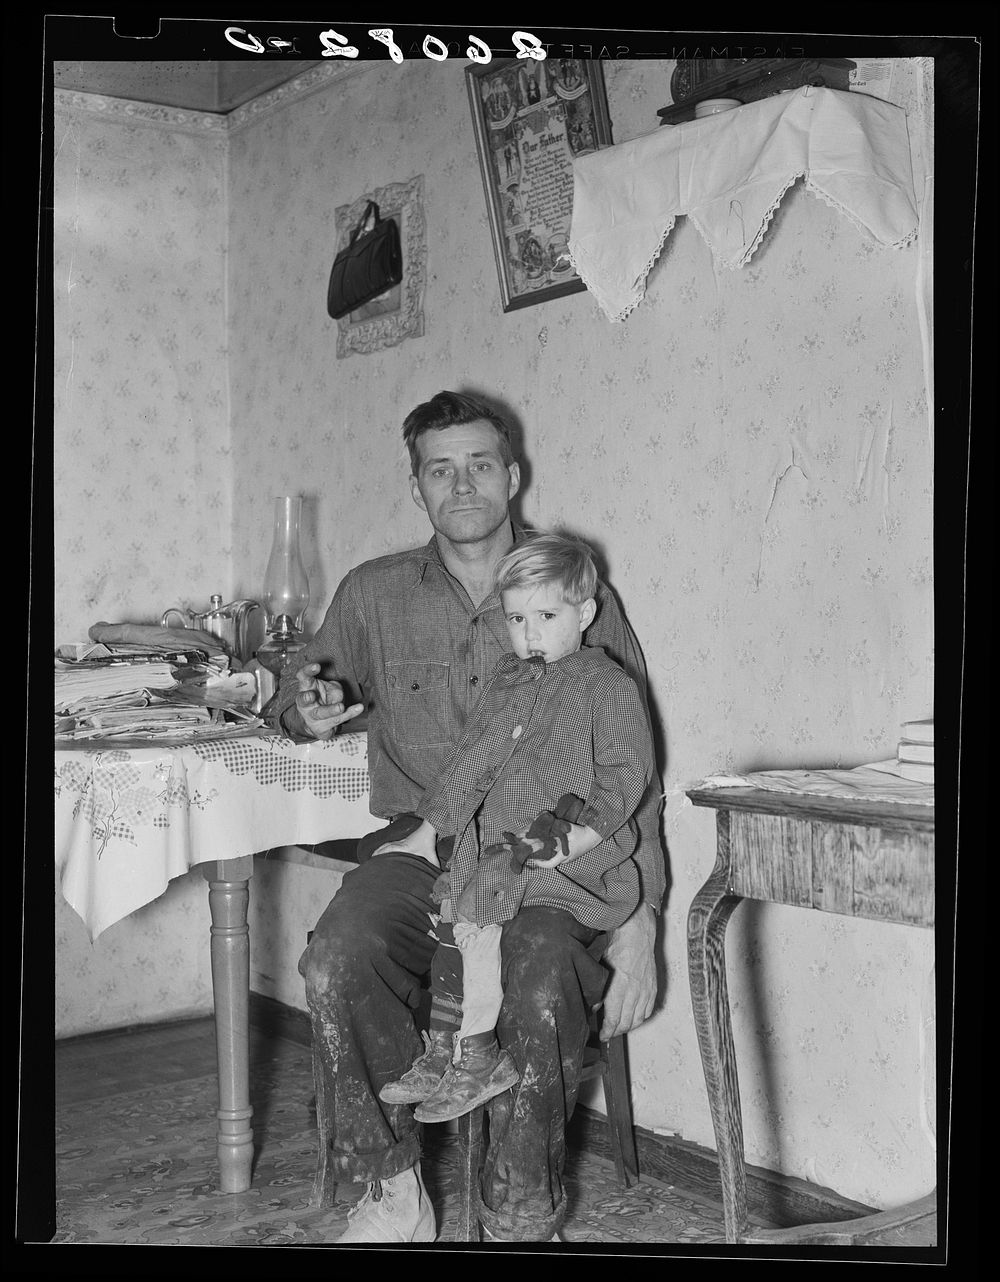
[54,731,381,939]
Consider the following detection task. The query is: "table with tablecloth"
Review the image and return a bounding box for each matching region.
[54,729,381,1192]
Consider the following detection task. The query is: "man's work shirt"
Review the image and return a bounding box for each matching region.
[270,529,666,910]
[416,647,653,932]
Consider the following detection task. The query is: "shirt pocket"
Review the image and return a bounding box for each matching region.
[386,661,452,747]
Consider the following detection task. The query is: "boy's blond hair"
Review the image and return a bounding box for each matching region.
[493,532,598,605]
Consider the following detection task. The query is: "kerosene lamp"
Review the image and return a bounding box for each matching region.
[254,496,310,706]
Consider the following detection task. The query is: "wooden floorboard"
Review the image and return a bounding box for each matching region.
[54,1004,938,1251]
[56,1016,220,1105]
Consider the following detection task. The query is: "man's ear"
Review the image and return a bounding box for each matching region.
[507,461,521,501]
[409,474,427,512]
[579,597,597,632]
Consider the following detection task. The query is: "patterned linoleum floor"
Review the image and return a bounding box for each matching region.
[53,1018,730,1250]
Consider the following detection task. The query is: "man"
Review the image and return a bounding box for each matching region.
[270,390,664,1243]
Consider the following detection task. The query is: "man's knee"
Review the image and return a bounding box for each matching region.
[298,879,389,998]
[298,854,436,1003]
[500,909,606,1011]
[300,912,379,1003]
[502,910,573,975]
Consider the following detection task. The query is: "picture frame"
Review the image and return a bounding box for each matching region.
[334,174,426,358]
[465,57,613,312]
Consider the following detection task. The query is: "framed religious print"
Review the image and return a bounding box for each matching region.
[466,57,613,312]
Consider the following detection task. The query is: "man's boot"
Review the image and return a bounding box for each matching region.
[378,1030,454,1104]
[413,1032,519,1123]
[336,1163,436,1243]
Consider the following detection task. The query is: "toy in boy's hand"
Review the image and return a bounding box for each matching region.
[455,795,587,922]
[507,793,585,871]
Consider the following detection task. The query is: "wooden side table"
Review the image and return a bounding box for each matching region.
[686,784,935,1244]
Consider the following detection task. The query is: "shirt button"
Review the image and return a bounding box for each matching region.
[411,681,420,690]
[512,726,522,738]
[470,675,478,686]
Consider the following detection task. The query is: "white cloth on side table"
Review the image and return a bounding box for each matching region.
[694,764,933,807]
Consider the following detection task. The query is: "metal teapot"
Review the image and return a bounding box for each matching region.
[161,595,260,663]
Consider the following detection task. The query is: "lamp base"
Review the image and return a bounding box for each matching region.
[256,630,306,677]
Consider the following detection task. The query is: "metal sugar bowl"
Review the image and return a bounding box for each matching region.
[161,596,261,664]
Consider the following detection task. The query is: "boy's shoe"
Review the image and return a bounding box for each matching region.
[413,1032,519,1123]
[379,1030,454,1104]
[336,1163,437,1243]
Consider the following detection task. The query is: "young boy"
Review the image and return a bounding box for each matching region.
[377,532,654,1123]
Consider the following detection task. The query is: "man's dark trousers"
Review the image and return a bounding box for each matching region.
[299,848,609,1241]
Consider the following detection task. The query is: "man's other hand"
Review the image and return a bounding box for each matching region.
[293,662,364,739]
[599,903,657,1040]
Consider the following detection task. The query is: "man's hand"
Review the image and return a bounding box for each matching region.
[294,662,364,740]
[371,817,440,867]
[599,903,658,1040]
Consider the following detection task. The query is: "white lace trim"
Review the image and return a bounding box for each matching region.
[574,169,918,321]
[804,178,920,249]
[569,214,677,323]
[733,171,804,269]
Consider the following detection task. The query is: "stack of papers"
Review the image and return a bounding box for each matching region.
[56,659,178,707]
[54,644,261,741]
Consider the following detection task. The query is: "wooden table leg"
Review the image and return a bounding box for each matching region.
[203,854,255,1194]
[687,826,748,1243]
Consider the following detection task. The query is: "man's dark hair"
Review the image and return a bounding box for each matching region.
[403,390,515,473]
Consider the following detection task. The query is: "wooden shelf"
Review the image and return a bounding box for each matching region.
[658,57,856,126]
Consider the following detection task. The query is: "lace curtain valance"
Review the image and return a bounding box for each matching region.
[568,86,919,322]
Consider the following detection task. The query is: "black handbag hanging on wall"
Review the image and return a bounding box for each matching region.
[327,199,403,319]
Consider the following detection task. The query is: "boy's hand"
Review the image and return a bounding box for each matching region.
[509,830,570,870]
[508,794,584,870]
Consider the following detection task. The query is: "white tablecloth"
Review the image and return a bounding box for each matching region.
[54,730,381,939]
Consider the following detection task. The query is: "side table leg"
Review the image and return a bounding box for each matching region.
[203,855,255,1193]
[687,843,747,1243]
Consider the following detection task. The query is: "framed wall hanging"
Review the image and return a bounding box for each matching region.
[466,57,612,312]
[333,174,426,358]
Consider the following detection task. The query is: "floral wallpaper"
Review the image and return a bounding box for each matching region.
[53,58,935,1209]
[53,97,232,1035]
[53,97,233,637]
[54,870,214,1038]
